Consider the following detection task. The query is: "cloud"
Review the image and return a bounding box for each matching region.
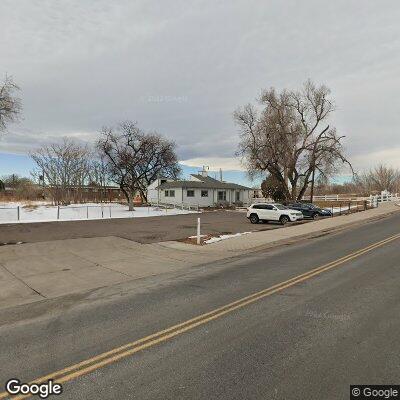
[351,148,400,172]
[180,157,245,171]
[1,0,400,168]
[0,129,98,154]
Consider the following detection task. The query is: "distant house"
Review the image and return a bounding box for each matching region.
[147,170,252,207]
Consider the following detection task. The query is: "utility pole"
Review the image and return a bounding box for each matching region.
[283,167,289,201]
[310,163,316,204]
[283,167,289,187]
[157,174,160,206]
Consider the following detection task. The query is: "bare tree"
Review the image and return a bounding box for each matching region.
[0,75,22,134]
[235,80,352,201]
[30,139,91,204]
[355,165,400,193]
[97,121,180,210]
[87,154,110,202]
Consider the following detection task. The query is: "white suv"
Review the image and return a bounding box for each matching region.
[247,203,303,225]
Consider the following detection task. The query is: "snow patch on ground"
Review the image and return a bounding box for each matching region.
[331,205,360,214]
[188,235,208,239]
[204,232,252,244]
[0,202,198,224]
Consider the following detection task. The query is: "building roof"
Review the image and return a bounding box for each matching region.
[157,174,252,190]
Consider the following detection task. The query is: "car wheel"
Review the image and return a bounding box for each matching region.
[280,215,290,225]
[313,213,319,220]
[249,214,259,224]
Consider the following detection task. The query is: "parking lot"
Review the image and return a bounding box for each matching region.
[0,210,309,245]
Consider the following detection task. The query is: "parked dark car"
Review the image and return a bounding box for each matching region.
[286,202,332,219]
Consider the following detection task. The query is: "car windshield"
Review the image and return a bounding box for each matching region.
[274,204,287,210]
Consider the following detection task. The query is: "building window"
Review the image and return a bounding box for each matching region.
[235,191,240,201]
[187,189,195,197]
[165,190,175,197]
[217,191,226,201]
[201,190,208,197]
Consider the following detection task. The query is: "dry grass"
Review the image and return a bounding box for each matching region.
[314,200,369,209]
[21,204,40,211]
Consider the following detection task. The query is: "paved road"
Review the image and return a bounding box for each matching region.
[0,210,287,244]
[0,214,399,399]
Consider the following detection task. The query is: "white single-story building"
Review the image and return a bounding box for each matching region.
[147,171,252,207]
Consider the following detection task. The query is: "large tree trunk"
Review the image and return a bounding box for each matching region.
[120,187,135,211]
[269,167,291,201]
[127,196,134,211]
[139,187,148,203]
[287,175,297,201]
[296,168,314,201]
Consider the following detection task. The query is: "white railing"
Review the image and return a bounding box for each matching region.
[369,191,399,207]
[302,194,357,201]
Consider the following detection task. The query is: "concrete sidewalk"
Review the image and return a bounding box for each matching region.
[0,202,398,310]
[0,237,222,309]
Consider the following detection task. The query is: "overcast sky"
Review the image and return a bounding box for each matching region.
[1,0,400,181]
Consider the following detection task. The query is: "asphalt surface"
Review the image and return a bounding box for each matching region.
[0,213,399,399]
[0,210,287,244]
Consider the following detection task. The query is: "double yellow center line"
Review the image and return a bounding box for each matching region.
[2,232,400,399]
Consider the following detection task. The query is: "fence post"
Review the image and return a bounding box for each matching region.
[17,206,20,221]
[339,203,341,215]
[57,206,60,220]
[86,206,89,219]
[101,204,104,218]
[109,205,112,218]
[348,202,350,214]
[197,217,201,245]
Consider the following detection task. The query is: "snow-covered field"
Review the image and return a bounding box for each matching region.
[331,205,360,214]
[0,202,197,224]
